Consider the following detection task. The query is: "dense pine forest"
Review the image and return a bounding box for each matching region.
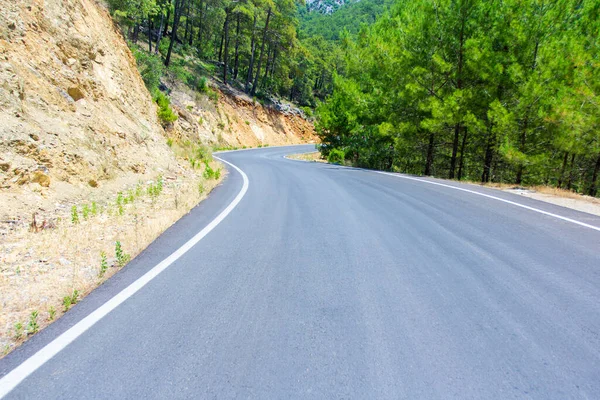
[317,0,600,195]
[108,0,600,196]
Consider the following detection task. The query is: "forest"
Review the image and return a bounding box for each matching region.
[316,0,600,195]
[107,0,600,196]
[107,0,343,107]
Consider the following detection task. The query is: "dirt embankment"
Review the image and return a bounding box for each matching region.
[167,80,317,148]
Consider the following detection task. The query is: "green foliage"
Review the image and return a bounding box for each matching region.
[63,289,79,312]
[27,311,39,334]
[91,201,98,216]
[115,241,131,267]
[153,90,178,124]
[14,322,23,340]
[71,206,79,224]
[203,162,221,180]
[48,306,56,321]
[315,0,600,194]
[82,204,90,220]
[99,251,109,278]
[327,148,345,164]
[131,47,164,93]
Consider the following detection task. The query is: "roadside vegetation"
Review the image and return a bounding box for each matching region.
[0,161,223,356]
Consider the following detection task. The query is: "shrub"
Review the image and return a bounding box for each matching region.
[153,90,178,124]
[196,76,208,92]
[131,48,164,93]
[327,148,345,164]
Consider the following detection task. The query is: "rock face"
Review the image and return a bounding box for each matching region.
[0,0,177,220]
[0,0,175,188]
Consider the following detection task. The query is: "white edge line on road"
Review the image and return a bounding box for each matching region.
[374,171,600,232]
[0,157,249,398]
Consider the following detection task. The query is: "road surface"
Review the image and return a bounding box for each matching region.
[1,145,600,399]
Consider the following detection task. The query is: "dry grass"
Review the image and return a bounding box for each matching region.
[287,151,325,162]
[0,160,223,356]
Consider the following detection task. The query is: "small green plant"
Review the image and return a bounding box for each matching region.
[62,289,79,312]
[153,90,178,124]
[91,201,98,216]
[14,322,23,340]
[116,192,124,215]
[99,251,108,278]
[72,289,79,304]
[167,138,174,147]
[245,120,250,125]
[71,206,79,224]
[327,148,345,165]
[62,296,72,312]
[115,241,130,267]
[198,116,204,125]
[207,88,219,103]
[127,190,135,204]
[198,182,205,195]
[203,162,216,179]
[27,311,39,334]
[217,122,225,130]
[82,204,90,220]
[186,105,193,111]
[15,266,20,275]
[214,168,221,180]
[48,306,56,321]
[196,76,208,92]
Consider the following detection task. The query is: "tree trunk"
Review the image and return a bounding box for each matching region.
[558,151,569,188]
[222,8,231,84]
[183,0,191,44]
[449,16,465,179]
[588,153,600,197]
[246,13,258,92]
[218,31,224,62]
[457,127,468,180]
[481,130,495,183]
[449,124,461,179]
[155,10,165,55]
[165,0,184,67]
[233,14,241,80]
[196,0,205,56]
[566,153,576,190]
[148,19,153,52]
[163,3,171,37]
[515,115,529,185]
[424,131,435,176]
[251,8,272,97]
[132,24,140,44]
[262,43,272,88]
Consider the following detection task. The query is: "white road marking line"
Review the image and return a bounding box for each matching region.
[0,157,249,398]
[374,171,600,232]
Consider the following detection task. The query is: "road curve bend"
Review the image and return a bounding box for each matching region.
[1,145,600,399]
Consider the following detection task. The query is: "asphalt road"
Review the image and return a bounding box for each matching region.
[1,145,600,399]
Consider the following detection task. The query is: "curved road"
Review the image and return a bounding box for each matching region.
[1,145,600,399]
